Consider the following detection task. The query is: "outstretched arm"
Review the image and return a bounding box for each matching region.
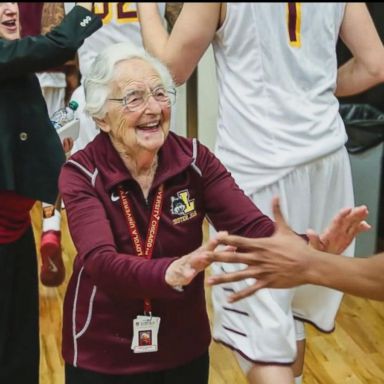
[207,198,384,302]
[137,3,221,85]
[336,3,384,97]
[165,236,221,289]
[0,3,100,79]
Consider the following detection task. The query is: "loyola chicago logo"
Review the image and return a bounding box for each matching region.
[170,189,197,224]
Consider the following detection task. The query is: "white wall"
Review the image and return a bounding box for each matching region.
[197,46,218,152]
[172,45,218,152]
[172,83,186,137]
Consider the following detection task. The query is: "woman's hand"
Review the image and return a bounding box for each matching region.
[165,236,223,289]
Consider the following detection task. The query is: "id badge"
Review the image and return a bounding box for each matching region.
[131,315,161,353]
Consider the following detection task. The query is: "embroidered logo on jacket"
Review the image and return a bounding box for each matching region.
[80,15,92,27]
[170,190,197,224]
[111,192,120,202]
[111,188,128,202]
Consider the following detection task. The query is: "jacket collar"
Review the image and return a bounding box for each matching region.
[88,131,194,192]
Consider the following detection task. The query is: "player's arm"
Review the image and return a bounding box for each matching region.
[207,199,379,302]
[137,3,221,85]
[209,242,384,302]
[336,2,384,97]
[303,251,384,301]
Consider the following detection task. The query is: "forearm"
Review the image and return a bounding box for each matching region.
[336,58,384,97]
[85,247,183,301]
[137,4,169,60]
[336,3,384,97]
[306,251,384,301]
[138,3,220,85]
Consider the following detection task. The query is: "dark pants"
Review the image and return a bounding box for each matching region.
[65,351,209,384]
[0,227,39,383]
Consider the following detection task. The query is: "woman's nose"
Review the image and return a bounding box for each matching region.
[144,94,162,113]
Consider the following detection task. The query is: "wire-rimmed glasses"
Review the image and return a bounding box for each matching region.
[108,85,176,112]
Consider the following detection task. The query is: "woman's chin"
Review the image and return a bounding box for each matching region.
[136,129,165,149]
[137,135,164,152]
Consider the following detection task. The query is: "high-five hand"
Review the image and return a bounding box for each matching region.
[307,205,370,254]
[207,197,370,303]
[165,236,221,289]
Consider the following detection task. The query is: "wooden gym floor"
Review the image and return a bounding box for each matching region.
[31,203,384,384]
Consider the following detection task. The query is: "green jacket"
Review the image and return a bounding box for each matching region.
[0,6,101,204]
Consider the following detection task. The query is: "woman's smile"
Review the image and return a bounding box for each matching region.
[136,120,161,132]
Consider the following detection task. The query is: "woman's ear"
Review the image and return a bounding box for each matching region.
[94,116,110,133]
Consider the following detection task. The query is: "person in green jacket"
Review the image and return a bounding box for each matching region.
[0,3,101,383]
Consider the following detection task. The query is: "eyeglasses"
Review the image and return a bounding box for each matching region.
[108,86,176,112]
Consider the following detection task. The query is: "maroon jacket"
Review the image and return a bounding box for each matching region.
[59,131,275,374]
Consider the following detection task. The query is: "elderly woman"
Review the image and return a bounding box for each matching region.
[59,43,368,384]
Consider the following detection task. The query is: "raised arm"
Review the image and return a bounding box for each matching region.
[41,2,80,102]
[137,3,221,85]
[336,2,384,97]
[0,4,100,80]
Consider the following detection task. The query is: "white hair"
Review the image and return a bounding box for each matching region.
[83,42,175,119]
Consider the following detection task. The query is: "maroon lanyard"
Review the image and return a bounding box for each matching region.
[118,184,164,314]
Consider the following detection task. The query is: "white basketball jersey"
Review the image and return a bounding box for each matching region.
[213,3,347,195]
[64,3,166,78]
